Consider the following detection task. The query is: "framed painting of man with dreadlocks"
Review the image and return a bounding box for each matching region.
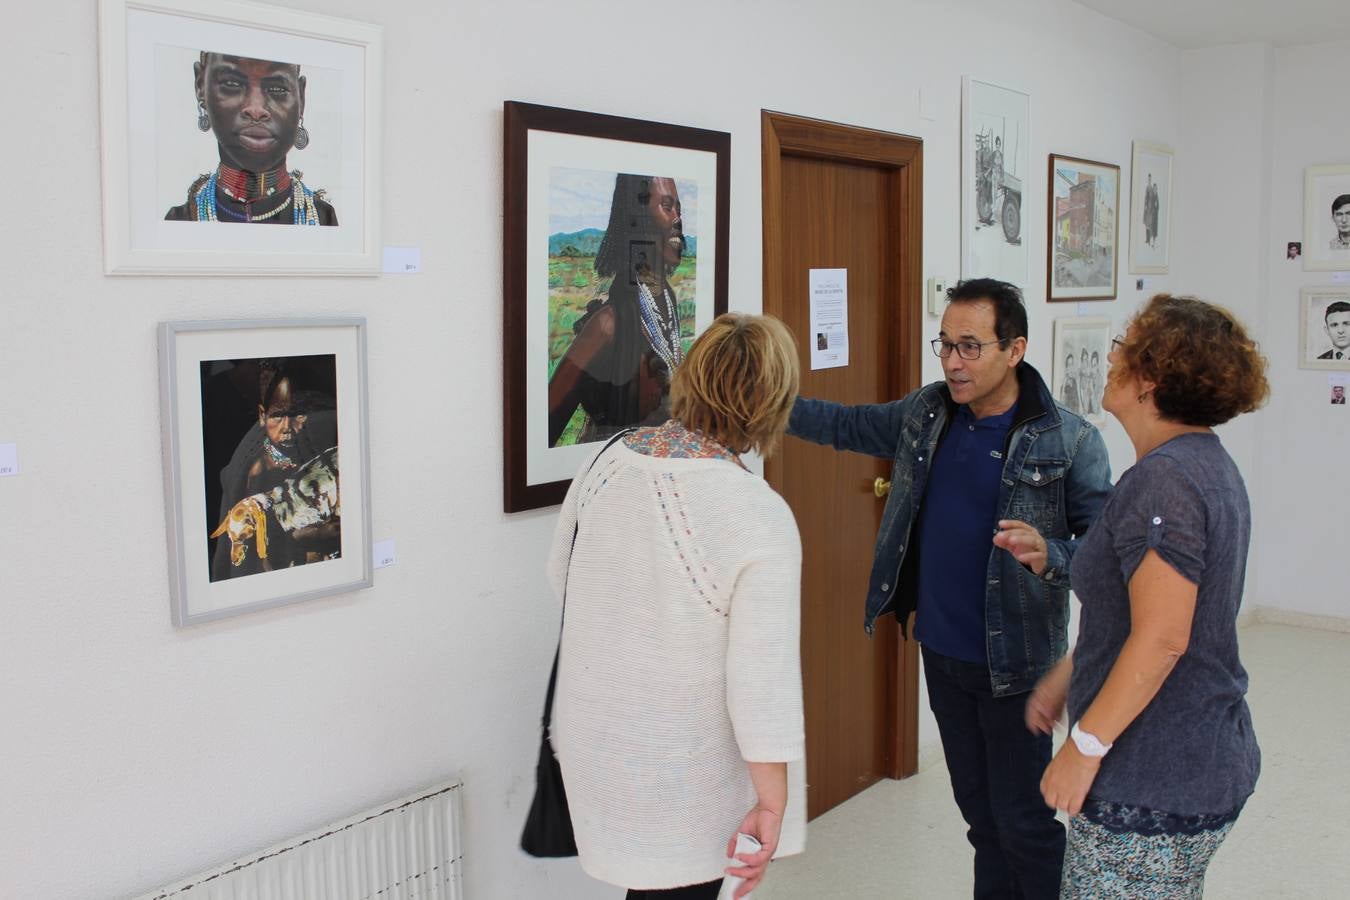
[98,0,382,274]
[502,102,731,512]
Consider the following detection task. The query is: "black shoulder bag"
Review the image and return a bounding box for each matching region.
[521,430,631,858]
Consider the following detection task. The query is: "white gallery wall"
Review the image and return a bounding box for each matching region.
[1174,40,1350,624]
[8,0,1313,897]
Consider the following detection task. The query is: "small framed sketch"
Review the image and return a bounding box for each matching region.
[1051,317,1113,427]
[1303,165,1350,271]
[98,0,382,274]
[962,77,1031,288]
[502,101,730,512]
[1048,155,1120,302]
[1300,287,1350,371]
[1129,141,1172,274]
[159,319,372,625]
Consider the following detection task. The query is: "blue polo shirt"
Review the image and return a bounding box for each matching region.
[914,404,1015,663]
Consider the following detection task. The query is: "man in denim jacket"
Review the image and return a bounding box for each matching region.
[788,279,1110,899]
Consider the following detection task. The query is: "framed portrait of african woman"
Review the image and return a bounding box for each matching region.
[502,101,730,512]
[98,0,382,275]
[159,319,372,625]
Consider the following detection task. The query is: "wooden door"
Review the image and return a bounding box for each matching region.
[761,111,923,819]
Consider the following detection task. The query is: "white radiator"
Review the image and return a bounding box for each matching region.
[135,779,464,900]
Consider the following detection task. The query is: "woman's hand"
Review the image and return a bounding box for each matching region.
[1040,741,1100,818]
[1025,658,1072,735]
[994,519,1049,576]
[725,804,781,898]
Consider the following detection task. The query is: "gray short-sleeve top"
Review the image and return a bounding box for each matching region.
[1068,433,1260,815]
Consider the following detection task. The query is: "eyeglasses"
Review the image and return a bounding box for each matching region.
[930,338,1006,360]
[1110,335,1126,351]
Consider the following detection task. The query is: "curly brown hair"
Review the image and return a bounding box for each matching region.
[1115,294,1269,427]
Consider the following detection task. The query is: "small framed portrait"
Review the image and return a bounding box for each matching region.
[1288,242,1303,261]
[1051,317,1113,427]
[159,319,372,625]
[1300,287,1350,371]
[98,0,382,275]
[502,101,730,512]
[1303,165,1350,271]
[1048,155,1120,301]
[1128,141,1172,274]
[962,77,1031,288]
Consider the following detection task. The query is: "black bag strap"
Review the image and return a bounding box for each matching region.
[541,429,635,731]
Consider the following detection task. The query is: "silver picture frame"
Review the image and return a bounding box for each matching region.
[159,318,372,625]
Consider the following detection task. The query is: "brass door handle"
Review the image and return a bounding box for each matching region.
[874,477,891,498]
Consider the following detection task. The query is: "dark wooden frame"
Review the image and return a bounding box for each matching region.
[1046,153,1121,302]
[760,110,923,781]
[502,101,731,512]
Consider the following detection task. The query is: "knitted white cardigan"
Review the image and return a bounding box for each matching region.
[547,442,807,889]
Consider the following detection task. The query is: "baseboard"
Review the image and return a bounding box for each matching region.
[1244,605,1350,634]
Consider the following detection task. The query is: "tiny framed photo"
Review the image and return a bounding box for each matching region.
[1300,287,1350,371]
[1287,241,1303,261]
[159,318,372,625]
[98,0,382,275]
[502,101,730,512]
[1051,316,1113,427]
[1048,155,1120,302]
[1128,141,1172,274]
[1328,377,1347,406]
[1303,165,1350,271]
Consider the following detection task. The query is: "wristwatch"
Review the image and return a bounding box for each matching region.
[1070,722,1113,758]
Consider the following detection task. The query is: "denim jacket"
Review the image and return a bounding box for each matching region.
[787,363,1111,697]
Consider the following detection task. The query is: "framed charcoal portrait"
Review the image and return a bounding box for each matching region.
[98,0,382,275]
[1303,165,1350,272]
[1300,287,1350,371]
[962,77,1031,288]
[159,319,372,625]
[503,101,730,512]
[1129,141,1173,274]
[1048,155,1120,302]
[1051,316,1113,428]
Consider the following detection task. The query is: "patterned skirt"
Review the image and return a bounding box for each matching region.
[1060,798,1243,899]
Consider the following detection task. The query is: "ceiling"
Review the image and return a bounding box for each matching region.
[1073,0,1350,48]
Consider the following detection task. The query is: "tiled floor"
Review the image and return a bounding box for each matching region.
[751,624,1348,899]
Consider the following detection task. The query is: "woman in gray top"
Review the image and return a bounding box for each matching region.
[1024,295,1269,898]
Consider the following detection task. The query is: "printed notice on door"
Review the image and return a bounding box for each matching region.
[809,268,849,370]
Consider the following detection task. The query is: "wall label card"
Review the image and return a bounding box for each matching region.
[373,539,397,569]
[809,268,849,370]
[381,246,422,274]
[0,443,17,477]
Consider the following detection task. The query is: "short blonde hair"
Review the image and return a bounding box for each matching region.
[670,313,800,456]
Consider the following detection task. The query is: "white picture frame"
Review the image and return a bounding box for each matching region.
[1051,316,1113,427]
[1128,140,1173,274]
[962,76,1031,288]
[98,0,382,275]
[1299,287,1350,371]
[1303,165,1350,271]
[159,318,372,625]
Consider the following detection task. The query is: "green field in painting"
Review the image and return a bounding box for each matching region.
[547,253,698,446]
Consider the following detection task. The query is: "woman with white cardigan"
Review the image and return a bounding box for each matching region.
[547,313,806,900]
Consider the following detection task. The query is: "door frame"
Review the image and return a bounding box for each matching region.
[760,109,923,780]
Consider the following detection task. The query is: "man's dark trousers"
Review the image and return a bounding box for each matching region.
[923,647,1064,900]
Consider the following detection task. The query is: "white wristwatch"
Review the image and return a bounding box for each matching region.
[1070,722,1113,758]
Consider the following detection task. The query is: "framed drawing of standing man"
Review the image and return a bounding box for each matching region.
[1129,141,1173,274]
[503,102,730,512]
[963,77,1031,288]
[98,0,382,274]
[1303,165,1350,271]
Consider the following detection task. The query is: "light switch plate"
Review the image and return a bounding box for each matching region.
[926,277,948,316]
